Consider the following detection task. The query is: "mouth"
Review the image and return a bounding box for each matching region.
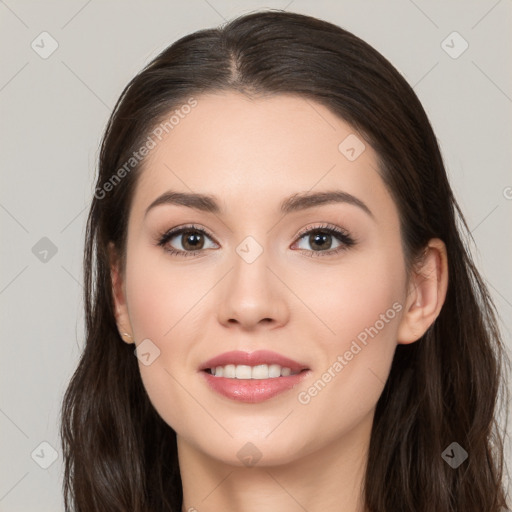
[203,364,306,379]
[199,350,311,403]
[199,349,309,376]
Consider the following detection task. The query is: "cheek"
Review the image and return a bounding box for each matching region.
[125,243,207,339]
[123,248,215,431]
[293,247,406,424]
[297,246,405,346]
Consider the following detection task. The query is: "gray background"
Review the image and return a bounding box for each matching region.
[1,1,511,510]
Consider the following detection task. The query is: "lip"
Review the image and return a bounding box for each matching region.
[199,350,309,374]
[198,350,311,403]
[201,370,311,403]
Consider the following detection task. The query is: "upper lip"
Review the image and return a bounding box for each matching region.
[199,350,309,374]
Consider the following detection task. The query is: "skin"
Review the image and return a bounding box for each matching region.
[111,92,448,512]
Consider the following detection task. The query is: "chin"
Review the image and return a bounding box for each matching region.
[192,430,310,468]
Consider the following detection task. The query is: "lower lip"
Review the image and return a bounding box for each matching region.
[200,370,310,403]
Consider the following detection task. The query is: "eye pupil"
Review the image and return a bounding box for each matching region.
[310,232,332,251]
[182,231,204,250]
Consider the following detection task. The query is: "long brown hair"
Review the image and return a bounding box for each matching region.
[60,10,510,511]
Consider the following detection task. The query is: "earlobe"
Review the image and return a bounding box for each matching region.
[109,242,135,344]
[397,238,449,344]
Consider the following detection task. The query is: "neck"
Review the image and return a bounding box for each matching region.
[178,411,373,512]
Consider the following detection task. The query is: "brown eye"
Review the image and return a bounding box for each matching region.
[308,231,334,251]
[157,225,218,256]
[180,231,205,250]
[292,224,356,257]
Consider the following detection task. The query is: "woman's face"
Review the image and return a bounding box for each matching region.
[117,92,410,466]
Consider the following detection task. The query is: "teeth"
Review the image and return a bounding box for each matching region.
[236,365,252,379]
[223,364,236,378]
[268,364,281,378]
[210,364,299,379]
[252,364,269,379]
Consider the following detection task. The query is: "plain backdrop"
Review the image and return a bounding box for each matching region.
[1,1,511,510]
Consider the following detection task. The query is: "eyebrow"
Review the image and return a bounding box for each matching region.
[144,190,374,218]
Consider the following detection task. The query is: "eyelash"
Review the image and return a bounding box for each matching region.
[156,222,356,258]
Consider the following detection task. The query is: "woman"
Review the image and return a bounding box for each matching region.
[60,10,510,512]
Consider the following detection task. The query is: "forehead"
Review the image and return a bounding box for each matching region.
[131,92,395,220]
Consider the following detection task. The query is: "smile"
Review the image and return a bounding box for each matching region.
[206,364,301,379]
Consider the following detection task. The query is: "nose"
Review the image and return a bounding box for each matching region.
[216,248,290,331]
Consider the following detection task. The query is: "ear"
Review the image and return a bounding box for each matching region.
[397,238,449,344]
[109,242,134,344]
